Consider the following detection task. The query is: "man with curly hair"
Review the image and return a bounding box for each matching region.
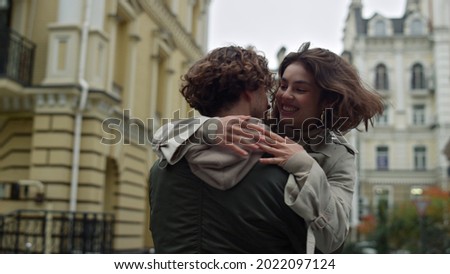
[149,46,309,253]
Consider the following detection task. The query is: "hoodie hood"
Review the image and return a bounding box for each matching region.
[185,144,263,190]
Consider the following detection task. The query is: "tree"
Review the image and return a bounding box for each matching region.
[346,186,449,253]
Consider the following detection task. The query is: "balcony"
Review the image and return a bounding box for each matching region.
[410,88,432,97]
[0,210,114,254]
[0,27,36,86]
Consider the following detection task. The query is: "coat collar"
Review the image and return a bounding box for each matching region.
[276,127,357,157]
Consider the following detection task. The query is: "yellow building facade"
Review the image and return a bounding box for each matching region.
[0,0,210,253]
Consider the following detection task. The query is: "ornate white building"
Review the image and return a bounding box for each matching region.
[343,0,450,221]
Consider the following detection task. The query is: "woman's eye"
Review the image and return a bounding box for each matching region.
[279,85,287,91]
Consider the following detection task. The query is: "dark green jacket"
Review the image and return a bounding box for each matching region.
[149,156,308,254]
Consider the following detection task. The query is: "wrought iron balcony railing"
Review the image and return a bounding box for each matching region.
[0,27,36,86]
[0,210,114,254]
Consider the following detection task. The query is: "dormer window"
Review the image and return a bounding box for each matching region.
[405,13,428,36]
[411,19,423,35]
[369,15,393,37]
[374,20,386,36]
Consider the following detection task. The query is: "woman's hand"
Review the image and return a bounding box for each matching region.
[206,115,263,156]
[245,123,305,166]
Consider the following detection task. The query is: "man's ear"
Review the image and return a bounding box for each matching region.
[243,90,253,102]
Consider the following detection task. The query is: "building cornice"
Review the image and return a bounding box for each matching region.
[360,169,440,185]
[138,0,204,60]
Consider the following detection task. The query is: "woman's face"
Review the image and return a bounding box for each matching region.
[275,62,323,130]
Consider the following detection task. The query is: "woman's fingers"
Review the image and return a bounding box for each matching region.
[212,115,266,156]
[246,123,285,144]
[255,141,278,154]
[256,136,304,166]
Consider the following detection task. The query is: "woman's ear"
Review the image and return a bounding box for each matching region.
[320,90,339,110]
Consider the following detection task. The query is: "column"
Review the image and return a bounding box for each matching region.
[57,0,82,24]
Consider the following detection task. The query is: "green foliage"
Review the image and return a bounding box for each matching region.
[348,188,449,254]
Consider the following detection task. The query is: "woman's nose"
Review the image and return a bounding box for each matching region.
[280,89,293,100]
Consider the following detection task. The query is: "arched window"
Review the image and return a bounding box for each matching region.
[374,20,386,36]
[411,63,425,89]
[411,19,423,35]
[375,64,389,90]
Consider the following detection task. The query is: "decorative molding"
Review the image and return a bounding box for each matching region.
[1,91,116,117]
[153,28,176,51]
[117,0,139,21]
[138,0,203,60]
[127,0,144,15]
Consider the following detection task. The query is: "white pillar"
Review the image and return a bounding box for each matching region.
[90,0,105,30]
[126,22,140,111]
[164,62,175,117]
[432,0,450,190]
[185,0,195,33]
[171,0,179,15]
[106,14,118,94]
[395,46,405,112]
[202,2,210,50]
[149,53,160,126]
[394,42,407,130]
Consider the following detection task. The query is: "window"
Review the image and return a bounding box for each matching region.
[412,104,425,125]
[375,64,389,90]
[0,0,11,28]
[414,146,426,170]
[411,63,425,89]
[374,20,386,36]
[376,146,389,170]
[411,19,423,35]
[375,104,389,126]
[0,184,4,199]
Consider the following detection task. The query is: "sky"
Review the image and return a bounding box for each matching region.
[207,0,407,69]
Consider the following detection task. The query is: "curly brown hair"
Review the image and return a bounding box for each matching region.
[272,42,384,132]
[180,46,274,116]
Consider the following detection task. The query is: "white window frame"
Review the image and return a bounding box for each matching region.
[412,104,426,125]
[414,146,427,170]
